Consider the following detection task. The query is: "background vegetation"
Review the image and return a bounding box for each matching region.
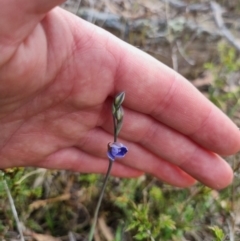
[1,0,240,240]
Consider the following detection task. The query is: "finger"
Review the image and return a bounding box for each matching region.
[0,0,64,43]
[100,32,240,155]
[36,147,143,178]
[69,17,239,154]
[74,127,197,187]
[101,106,233,189]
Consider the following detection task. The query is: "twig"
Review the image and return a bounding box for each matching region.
[161,0,210,12]
[14,168,46,185]
[227,215,235,241]
[210,1,240,52]
[75,0,82,16]
[171,45,178,71]
[176,40,195,66]
[3,179,25,241]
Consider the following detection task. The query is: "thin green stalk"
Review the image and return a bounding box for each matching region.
[88,160,113,241]
[88,92,126,241]
[113,115,117,142]
[3,179,25,241]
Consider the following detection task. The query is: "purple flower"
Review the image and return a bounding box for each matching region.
[107,142,128,161]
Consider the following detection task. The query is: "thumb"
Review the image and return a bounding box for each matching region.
[0,0,64,45]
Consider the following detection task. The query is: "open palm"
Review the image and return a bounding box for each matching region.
[0,0,239,189]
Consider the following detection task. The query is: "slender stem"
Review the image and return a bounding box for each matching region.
[3,179,25,241]
[88,94,122,240]
[88,160,113,241]
[113,115,117,142]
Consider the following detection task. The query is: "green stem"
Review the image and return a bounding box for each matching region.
[88,160,113,241]
[113,115,117,142]
[88,94,122,240]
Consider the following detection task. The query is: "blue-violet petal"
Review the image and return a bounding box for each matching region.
[107,142,128,161]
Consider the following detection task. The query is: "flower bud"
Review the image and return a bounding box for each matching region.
[115,106,124,123]
[112,104,116,116]
[107,142,128,161]
[114,92,125,109]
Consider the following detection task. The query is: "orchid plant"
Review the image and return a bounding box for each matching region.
[88,92,128,241]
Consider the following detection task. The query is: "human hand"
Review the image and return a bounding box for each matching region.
[0,0,239,189]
